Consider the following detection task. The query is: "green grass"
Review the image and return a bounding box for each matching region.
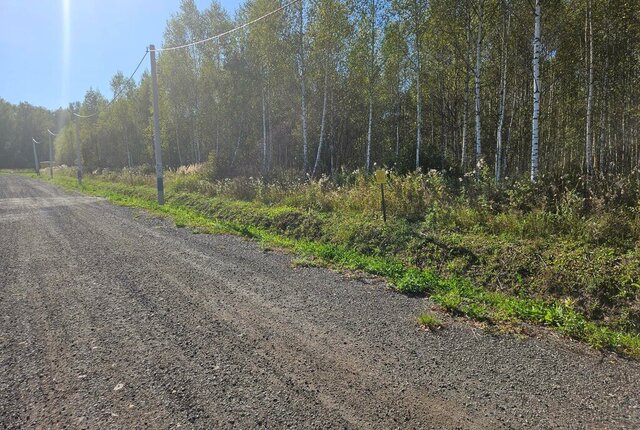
[417,312,443,330]
[34,173,640,360]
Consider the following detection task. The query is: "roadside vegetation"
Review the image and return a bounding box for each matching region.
[417,312,443,331]
[35,163,640,359]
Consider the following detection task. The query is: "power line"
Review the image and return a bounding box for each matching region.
[72,0,297,118]
[152,0,301,53]
[113,50,149,101]
[73,50,149,118]
[72,112,99,118]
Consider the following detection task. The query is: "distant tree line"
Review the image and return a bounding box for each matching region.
[2,0,640,183]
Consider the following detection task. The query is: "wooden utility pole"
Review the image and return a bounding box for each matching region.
[47,129,56,178]
[149,44,165,205]
[74,117,82,185]
[31,138,40,176]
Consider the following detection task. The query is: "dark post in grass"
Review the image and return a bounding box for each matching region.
[374,169,387,223]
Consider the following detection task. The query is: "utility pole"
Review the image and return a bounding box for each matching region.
[31,138,40,175]
[74,116,82,185]
[47,129,56,178]
[149,44,164,205]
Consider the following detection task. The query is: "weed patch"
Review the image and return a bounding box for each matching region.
[417,312,443,330]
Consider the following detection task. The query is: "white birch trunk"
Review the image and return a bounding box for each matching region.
[530,0,541,182]
[215,123,219,157]
[312,64,329,177]
[231,133,242,167]
[505,87,518,177]
[175,127,182,166]
[268,103,273,171]
[396,120,400,160]
[415,45,422,170]
[194,92,201,164]
[298,0,309,174]
[585,0,594,176]
[125,135,132,168]
[262,85,268,172]
[367,97,373,171]
[474,0,484,180]
[366,0,375,172]
[461,17,471,171]
[496,5,510,183]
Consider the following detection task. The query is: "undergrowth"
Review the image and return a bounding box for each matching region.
[34,167,640,359]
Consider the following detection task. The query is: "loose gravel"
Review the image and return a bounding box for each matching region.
[1,175,639,429]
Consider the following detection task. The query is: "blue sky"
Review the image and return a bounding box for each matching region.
[0,0,241,110]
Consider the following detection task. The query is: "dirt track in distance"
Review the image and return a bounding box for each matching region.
[1,175,639,429]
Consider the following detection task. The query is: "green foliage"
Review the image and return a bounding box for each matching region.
[417,312,443,330]
[44,168,640,359]
[396,269,436,294]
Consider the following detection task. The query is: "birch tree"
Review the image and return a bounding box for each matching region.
[473,0,484,180]
[309,0,350,177]
[585,0,594,177]
[530,0,541,182]
[365,0,379,172]
[461,10,472,171]
[298,0,310,173]
[393,0,429,170]
[6,0,634,184]
[495,0,511,183]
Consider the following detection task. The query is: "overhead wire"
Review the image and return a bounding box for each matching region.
[73,50,149,118]
[151,0,301,53]
[73,0,297,119]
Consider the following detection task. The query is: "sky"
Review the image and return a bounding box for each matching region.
[0,0,241,111]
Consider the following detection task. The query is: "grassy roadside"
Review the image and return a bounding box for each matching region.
[29,172,640,360]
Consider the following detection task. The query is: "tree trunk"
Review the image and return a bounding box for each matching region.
[530,0,541,182]
[366,0,376,172]
[298,0,309,174]
[396,119,400,161]
[474,0,484,180]
[330,87,336,176]
[461,16,471,171]
[269,103,273,171]
[262,85,268,172]
[367,96,373,171]
[505,88,517,178]
[194,93,201,164]
[395,67,402,163]
[215,123,219,157]
[231,131,243,168]
[495,4,510,183]
[175,127,183,166]
[585,0,594,177]
[125,125,133,168]
[415,40,422,170]
[313,64,329,177]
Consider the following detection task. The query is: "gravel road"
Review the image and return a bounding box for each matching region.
[0,175,639,429]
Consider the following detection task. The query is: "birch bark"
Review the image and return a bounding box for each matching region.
[531,0,541,182]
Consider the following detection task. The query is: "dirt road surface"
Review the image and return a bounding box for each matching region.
[1,175,639,429]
